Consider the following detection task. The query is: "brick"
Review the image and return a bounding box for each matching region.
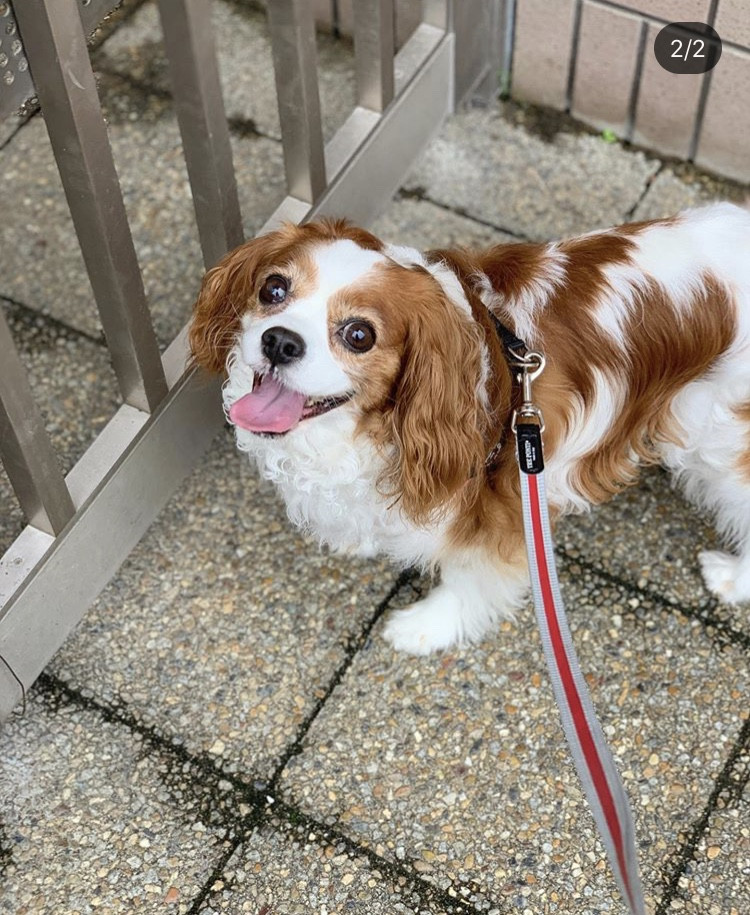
[512,0,577,110]
[616,1,711,21]
[632,22,704,158]
[695,45,750,182]
[714,0,750,50]
[572,1,643,136]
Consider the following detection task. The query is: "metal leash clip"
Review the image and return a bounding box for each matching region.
[510,351,546,432]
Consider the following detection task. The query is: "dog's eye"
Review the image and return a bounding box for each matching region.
[259,274,288,306]
[340,320,376,353]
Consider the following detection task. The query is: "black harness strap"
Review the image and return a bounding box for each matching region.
[487,310,527,360]
[484,311,527,470]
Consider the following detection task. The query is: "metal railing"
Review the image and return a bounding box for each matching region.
[0,0,498,720]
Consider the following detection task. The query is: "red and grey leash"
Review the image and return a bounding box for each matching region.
[511,351,646,915]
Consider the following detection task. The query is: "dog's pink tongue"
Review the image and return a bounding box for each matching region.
[228,375,306,433]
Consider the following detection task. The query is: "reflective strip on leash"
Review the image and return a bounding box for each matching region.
[519,467,646,914]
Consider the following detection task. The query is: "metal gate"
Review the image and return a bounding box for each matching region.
[0,0,501,720]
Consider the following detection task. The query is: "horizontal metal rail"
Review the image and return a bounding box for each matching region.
[0,3,456,721]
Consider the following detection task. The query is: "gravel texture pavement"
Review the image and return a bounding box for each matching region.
[1,2,749,912]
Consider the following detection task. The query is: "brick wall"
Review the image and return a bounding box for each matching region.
[511,0,750,182]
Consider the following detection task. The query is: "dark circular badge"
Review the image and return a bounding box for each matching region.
[654,22,722,74]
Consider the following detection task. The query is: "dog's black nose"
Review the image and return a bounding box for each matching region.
[261,327,306,366]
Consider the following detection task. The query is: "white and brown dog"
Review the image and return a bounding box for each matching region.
[190,204,750,654]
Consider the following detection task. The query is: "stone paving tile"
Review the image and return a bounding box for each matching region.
[0,300,119,555]
[197,822,453,914]
[557,467,731,620]
[0,70,286,346]
[632,167,747,222]
[0,690,233,915]
[662,725,750,915]
[403,105,661,242]
[48,431,399,779]
[94,0,357,143]
[677,803,749,914]
[371,195,518,251]
[280,570,750,913]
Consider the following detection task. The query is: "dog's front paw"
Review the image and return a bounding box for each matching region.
[699,550,750,604]
[382,598,462,656]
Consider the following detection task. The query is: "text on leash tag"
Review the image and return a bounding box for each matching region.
[516,423,544,475]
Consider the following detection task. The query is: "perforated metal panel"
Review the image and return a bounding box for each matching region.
[0,0,118,121]
[0,0,32,118]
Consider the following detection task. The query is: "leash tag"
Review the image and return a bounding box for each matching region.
[516,422,544,474]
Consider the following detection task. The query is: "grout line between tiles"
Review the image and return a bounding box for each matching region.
[29,533,749,913]
[624,161,664,219]
[553,545,750,907]
[33,639,490,915]
[268,568,417,790]
[1,293,106,349]
[396,187,531,240]
[556,547,750,653]
[0,117,33,153]
[654,713,750,914]
[184,836,246,915]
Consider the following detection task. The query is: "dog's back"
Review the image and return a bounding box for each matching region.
[477,203,750,601]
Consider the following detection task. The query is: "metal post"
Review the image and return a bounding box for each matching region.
[265,0,327,203]
[353,0,395,112]
[422,0,451,30]
[452,0,503,104]
[157,0,245,269]
[0,309,75,536]
[13,0,168,414]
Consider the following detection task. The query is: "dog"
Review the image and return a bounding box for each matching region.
[189,204,750,654]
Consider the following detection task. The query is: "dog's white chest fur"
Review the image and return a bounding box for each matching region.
[224,351,444,565]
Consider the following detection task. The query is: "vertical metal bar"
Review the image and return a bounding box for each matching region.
[421,0,450,30]
[13,0,168,413]
[157,0,244,269]
[476,0,506,102]
[565,0,584,112]
[625,20,649,143]
[0,309,75,536]
[689,0,720,161]
[452,0,503,104]
[353,0,395,112]
[500,0,516,96]
[265,0,327,203]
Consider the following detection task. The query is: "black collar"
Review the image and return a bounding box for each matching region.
[487,310,528,361]
[484,311,528,469]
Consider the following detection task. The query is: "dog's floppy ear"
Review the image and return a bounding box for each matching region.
[189,231,286,374]
[384,292,489,525]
